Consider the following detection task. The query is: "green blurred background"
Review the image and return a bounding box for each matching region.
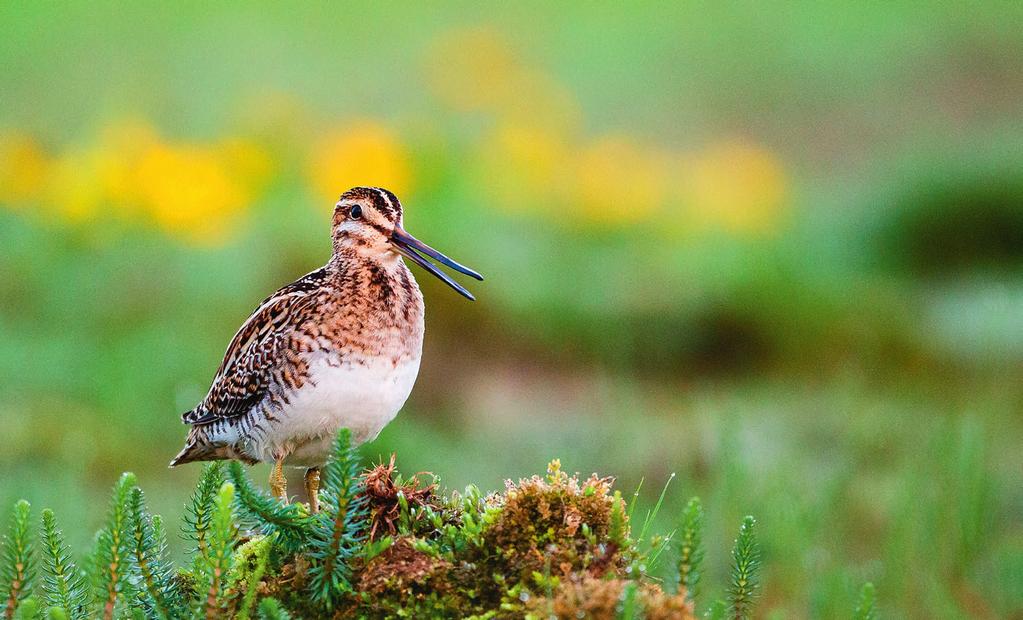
[2,3,1022,617]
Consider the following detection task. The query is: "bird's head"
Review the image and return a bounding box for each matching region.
[332,186,483,300]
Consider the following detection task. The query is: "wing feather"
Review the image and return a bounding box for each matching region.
[182,268,328,425]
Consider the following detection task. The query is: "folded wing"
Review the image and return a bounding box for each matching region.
[182,269,327,425]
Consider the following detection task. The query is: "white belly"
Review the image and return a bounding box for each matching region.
[254,354,421,466]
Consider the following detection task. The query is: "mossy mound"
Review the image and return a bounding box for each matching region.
[270,458,681,618]
[483,464,621,575]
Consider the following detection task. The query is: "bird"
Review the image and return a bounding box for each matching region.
[169,186,482,511]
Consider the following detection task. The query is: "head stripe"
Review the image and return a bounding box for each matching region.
[338,186,403,223]
[372,187,395,212]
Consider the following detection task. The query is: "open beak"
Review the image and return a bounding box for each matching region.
[391,225,483,301]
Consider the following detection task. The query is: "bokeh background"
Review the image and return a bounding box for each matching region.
[2,3,1022,617]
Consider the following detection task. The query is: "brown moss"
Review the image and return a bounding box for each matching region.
[641,585,698,620]
[355,537,470,618]
[261,553,314,615]
[528,576,696,620]
[360,454,440,541]
[480,460,624,585]
[358,537,451,596]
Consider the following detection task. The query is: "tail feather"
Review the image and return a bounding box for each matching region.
[170,424,258,467]
[170,425,224,467]
[169,440,218,467]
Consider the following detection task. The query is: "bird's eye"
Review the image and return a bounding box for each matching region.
[349,205,363,220]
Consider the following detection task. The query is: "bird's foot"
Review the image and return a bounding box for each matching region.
[269,458,288,503]
[305,467,321,514]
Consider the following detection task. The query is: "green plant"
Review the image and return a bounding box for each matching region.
[1,500,35,620]
[854,582,877,620]
[92,473,137,620]
[228,464,311,555]
[0,431,875,618]
[677,496,704,602]
[183,462,225,575]
[256,597,290,620]
[232,536,271,620]
[128,488,181,619]
[198,481,237,618]
[306,429,367,608]
[728,515,761,620]
[39,509,87,620]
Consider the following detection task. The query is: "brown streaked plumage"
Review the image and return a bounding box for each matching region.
[170,186,482,509]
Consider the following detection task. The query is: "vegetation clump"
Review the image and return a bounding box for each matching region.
[359,455,439,542]
[356,537,460,617]
[484,462,620,573]
[0,430,874,618]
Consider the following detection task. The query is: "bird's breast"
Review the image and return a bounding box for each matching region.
[266,352,422,465]
[256,260,426,465]
[316,262,425,357]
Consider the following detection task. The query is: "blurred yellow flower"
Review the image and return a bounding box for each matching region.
[44,147,107,222]
[309,121,412,202]
[232,90,315,160]
[497,69,582,137]
[425,27,522,112]
[3,119,271,244]
[134,141,250,245]
[218,138,275,191]
[682,140,789,236]
[425,27,581,137]
[95,119,161,212]
[479,122,573,212]
[0,132,50,206]
[572,135,670,225]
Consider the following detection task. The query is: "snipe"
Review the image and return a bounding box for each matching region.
[170,187,482,511]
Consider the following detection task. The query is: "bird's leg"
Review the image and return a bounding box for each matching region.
[269,458,288,503]
[304,467,321,514]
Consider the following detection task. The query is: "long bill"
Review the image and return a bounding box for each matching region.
[391,225,483,301]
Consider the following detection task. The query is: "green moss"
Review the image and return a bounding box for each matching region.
[355,537,465,618]
[468,460,627,605]
[223,536,274,619]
